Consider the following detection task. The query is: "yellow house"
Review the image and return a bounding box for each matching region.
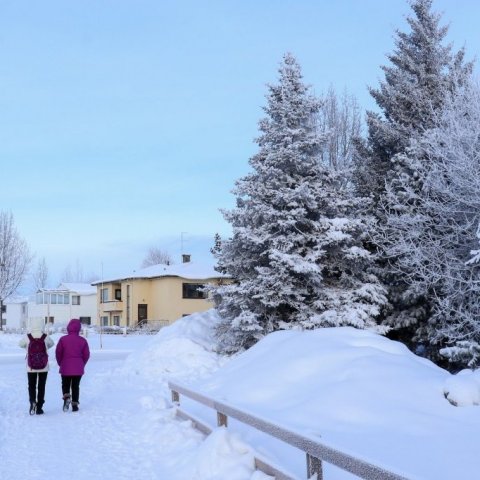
[92,258,227,328]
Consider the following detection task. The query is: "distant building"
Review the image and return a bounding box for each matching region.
[2,296,29,330]
[28,282,97,326]
[92,257,227,328]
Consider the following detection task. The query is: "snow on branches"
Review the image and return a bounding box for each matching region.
[210,54,385,353]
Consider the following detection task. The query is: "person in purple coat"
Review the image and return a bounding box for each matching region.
[56,319,90,412]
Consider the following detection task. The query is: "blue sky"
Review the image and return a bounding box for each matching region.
[1,0,479,286]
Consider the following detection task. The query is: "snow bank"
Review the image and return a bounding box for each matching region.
[122,309,227,383]
[0,332,23,351]
[189,427,258,480]
[183,326,480,479]
[117,310,270,479]
[443,368,480,406]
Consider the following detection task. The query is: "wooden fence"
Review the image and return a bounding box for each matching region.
[168,381,410,480]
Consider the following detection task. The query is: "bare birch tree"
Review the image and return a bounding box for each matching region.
[141,247,172,268]
[0,211,32,329]
[318,86,362,171]
[61,259,98,283]
[32,257,49,290]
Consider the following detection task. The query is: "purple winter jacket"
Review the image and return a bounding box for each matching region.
[56,319,90,376]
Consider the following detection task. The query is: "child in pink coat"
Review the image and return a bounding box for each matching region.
[55,319,90,412]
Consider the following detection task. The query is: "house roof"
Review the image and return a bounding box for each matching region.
[37,283,97,295]
[91,261,226,285]
[58,283,97,295]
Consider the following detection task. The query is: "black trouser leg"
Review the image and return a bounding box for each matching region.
[27,372,37,403]
[71,376,82,403]
[61,375,72,397]
[62,375,82,403]
[36,372,48,406]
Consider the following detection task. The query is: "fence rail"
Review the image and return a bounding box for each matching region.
[168,381,409,480]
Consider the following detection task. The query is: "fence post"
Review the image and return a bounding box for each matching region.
[307,453,323,480]
[172,390,180,404]
[217,411,228,427]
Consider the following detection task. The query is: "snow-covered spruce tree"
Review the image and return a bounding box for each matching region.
[384,81,480,367]
[210,54,387,353]
[354,0,471,203]
[352,0,472,346]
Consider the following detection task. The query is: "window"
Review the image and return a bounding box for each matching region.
[79,316,91,325]
[101,316,108,326]
[44,316,54,323]
[1,305,6,313]
[182,283,206,299]
[101,288,108,303]
[114,289,121,301]
[113,315,120,326]
[50,294,57,304]
[72,295,80,305]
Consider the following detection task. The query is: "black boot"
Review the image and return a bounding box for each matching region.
[72,402,79,412]
[63,394,71,412]
[29,402,36,415]
[36,402,44,415]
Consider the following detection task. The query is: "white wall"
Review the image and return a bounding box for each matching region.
[28,293,97,326]
[3,301,28,330]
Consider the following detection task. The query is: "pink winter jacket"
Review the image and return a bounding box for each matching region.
[55,319,90,376]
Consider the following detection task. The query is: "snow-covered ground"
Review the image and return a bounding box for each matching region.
[0,310,479,479]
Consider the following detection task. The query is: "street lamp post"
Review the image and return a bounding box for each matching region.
[0,260,5,331]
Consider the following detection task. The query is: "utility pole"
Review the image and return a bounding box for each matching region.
[0,259,5,331]
[99,262,103,349]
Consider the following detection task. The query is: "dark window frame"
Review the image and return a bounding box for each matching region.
[182,283,206,299]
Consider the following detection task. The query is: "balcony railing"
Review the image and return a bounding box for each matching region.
[101,300,123,312]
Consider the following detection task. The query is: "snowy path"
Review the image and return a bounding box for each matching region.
[0,341,206,480]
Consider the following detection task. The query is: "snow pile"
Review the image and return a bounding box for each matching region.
[122,309,227,383]
[182,326,480,479]
[443,369,480,406]
[186,428,266,480]
[115,310,270,479]
[0,332,23,351]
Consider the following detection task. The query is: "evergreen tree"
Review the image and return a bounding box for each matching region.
[211,54,387,353]
[385,81,480,367]
[352,0,472,348]
[210,233,223,262]
[354,0,471,204]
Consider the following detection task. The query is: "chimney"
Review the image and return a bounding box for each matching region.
[182,254,191,263]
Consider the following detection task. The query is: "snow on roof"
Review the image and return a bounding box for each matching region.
[37,283,97,295]
[91,261,227,285]
[58,282,97,295]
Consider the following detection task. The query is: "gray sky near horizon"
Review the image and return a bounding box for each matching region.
[1,0,479,287]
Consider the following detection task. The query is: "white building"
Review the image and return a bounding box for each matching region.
[2,296,29,331]
[28,283,97,327]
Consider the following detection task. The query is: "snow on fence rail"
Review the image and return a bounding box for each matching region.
[168,381,409,480]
